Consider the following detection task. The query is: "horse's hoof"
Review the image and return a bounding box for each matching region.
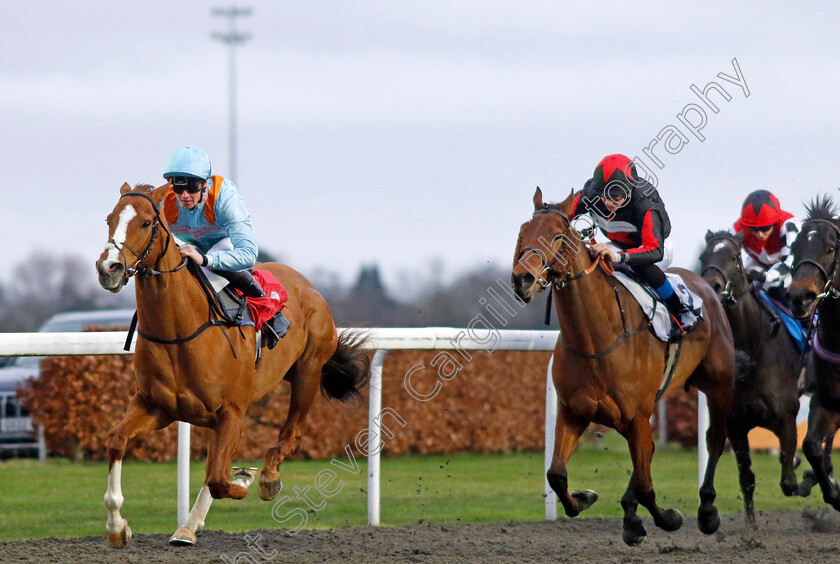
[259,474,283,501]
[571,489,598,512]
[661,508,683,532]
[622,518,647,546]
[232,467,260,489]
[106,524,132,549]
[698,507,721,535]
[169,527,197,546]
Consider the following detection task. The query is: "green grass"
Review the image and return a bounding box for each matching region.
[0,433,828,540]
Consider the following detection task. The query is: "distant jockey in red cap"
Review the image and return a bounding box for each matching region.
[569,154,697,334]
[729,189,802,304]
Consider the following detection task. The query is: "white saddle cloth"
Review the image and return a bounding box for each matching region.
[612,271,703,342]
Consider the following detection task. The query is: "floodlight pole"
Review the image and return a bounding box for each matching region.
[211,7,252,183]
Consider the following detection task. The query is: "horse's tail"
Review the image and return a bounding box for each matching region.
[320,330,371,402]
[734,349,756,388]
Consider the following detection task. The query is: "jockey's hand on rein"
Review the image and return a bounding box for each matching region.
[746,269,766,283]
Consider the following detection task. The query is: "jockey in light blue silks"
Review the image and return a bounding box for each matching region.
[162,146,289,348]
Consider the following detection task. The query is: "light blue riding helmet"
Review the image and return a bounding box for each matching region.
[163,146,212,180]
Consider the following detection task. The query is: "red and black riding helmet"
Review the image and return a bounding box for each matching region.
[740,190,781,228]
[590,154,638,200]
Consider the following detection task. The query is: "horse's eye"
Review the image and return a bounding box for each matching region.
[142,220,152,228]
[828,246,836,254]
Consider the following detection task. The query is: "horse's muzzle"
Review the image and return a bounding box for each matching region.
[97,258,126,293]
[787,284,817,319]
[512,272,540,304]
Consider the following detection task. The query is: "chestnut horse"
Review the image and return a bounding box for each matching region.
[788,195,840,511]
[96,183,369,548]
[700,230,813,524]
[512,188,735,545]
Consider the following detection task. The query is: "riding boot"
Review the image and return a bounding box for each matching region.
[212,269,266,298]
[663,292,697,337]
[213,269,290,349]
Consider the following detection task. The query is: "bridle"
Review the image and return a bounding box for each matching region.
[700,235,749,306]
[107,191,187,285]
[516,205,609,291]
[791,219,840,301]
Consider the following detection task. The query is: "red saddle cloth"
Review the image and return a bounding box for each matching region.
[232,270,287,330]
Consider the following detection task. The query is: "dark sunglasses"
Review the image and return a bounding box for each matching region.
[747,224,774,234]
[170,177,204,195]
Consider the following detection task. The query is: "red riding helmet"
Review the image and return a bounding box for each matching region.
[590,154,638,200]
[740,190,781,228]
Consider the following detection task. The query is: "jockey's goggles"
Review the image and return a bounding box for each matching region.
[170,176,204,195]
[747,224,774,234]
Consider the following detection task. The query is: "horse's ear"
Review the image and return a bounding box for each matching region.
[533,186,543,210]
[120,182,131,195]
[705,229,714,242]
[558,189,577,216]
[733,230,745,244]
[151,182,171,204]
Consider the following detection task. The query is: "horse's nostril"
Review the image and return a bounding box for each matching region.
[521,273,535,286]
[711,282,722,293]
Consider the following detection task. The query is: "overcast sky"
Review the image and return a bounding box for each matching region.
[2,1,838,295]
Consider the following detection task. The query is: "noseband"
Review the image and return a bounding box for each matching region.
[517,206,603,289]
[792,219,840,301]
[701,235,748,305]
[108,192,186,284]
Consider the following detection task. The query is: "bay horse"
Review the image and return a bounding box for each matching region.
[787,195,840,511]
[95,183,369,548]
[699,230,814,524]
[512,188,735,545]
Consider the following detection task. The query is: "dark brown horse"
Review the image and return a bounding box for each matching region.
[96,183,369,548]
[700,230,813,524]
[788,195,840,511]
[512,188,735,545]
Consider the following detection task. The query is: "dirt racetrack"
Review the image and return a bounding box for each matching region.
[2,508,839,564]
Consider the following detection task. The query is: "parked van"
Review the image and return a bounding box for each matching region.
[0,309,135,458]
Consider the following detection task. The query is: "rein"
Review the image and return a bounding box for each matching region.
[522,205,646,358]
[115,191,238,355]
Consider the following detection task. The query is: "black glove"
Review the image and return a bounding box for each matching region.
[746,269,766,283]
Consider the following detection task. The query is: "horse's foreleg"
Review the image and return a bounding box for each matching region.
[802,400,840,511]
[260,361,321,501]
[546,410,594,518]
[104,394,171,548]
[727,426,756,525]
[776,414,808,497]
[207,407,248,500]
[624,416,682,543]
[169,486,213,546]
[698,389,729,535]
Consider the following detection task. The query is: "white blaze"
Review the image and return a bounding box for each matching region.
[105,205,137,263]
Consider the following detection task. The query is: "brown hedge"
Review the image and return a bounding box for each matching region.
[19,348,694,462]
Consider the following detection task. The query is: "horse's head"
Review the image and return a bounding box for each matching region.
[511,187,589,303]
[699,229,746,304]
[96,182,172,292]
[788,195,840,318]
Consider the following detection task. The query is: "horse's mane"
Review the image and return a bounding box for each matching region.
[805,194,840,222]
[133,183,156,193]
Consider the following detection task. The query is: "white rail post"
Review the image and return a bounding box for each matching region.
[697,391,708,487]
[368,349,387,526]
[177,421,191,527]
[544,355,557,520]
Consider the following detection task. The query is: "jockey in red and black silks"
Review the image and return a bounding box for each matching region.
[570,154,697,332]
[729,190,801,304]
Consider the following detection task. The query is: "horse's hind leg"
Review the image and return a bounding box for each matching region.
[104,394,171,548]
[727,425,757,526]
[623,415,683,545]
[260,358,323,501]
[697,385,730,535]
